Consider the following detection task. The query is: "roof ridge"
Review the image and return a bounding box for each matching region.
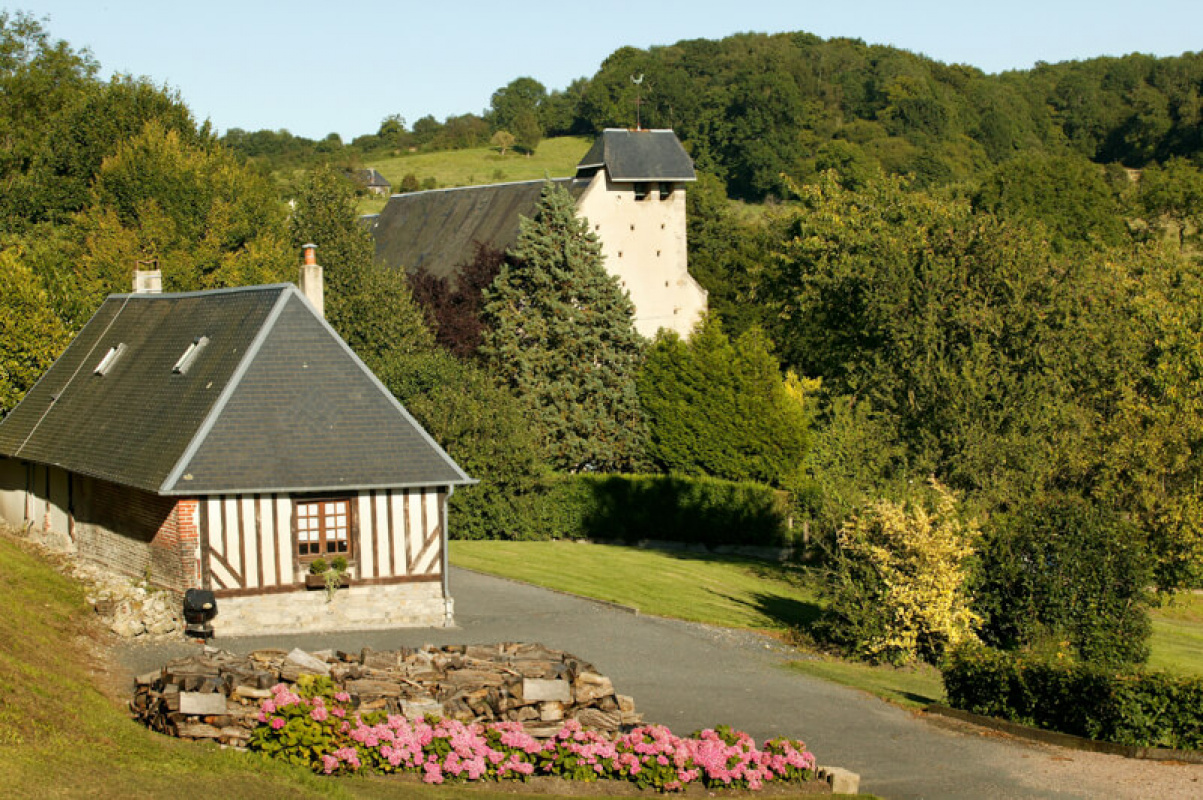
[108,283,293,301]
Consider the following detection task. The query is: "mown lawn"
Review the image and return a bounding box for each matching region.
[1149,593,1203,676]
[450,540,1203,707]
[450,540,823,631]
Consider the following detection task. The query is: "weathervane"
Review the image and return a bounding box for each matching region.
[631,74,644,130]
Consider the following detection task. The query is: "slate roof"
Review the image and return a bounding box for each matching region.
[576,129,696,182]
[354,168,391,188]
[370,178,584,281]
[0,284,472,495]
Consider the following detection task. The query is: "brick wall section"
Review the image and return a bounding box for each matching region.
[175,499,200,589]
[74,475,196,592]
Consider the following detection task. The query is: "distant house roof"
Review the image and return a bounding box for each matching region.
[370,178,584,281]
[356,168,391,188]
[576,129,696,182]
[0,284,471,495]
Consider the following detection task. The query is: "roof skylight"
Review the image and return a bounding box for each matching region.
[173,336,210,375]
[93,343,127,376]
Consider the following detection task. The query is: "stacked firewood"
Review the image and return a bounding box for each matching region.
[131,642,642,747]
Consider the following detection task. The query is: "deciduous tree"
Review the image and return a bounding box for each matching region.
[289,165,434,373]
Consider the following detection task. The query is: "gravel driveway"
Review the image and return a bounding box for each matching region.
[118,568,1203,799]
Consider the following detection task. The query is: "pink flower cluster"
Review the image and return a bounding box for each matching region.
[252,684,816,793]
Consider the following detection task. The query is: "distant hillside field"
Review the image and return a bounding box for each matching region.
[356,136,592,214]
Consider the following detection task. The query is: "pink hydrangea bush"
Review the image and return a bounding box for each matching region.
[249,684,816,793]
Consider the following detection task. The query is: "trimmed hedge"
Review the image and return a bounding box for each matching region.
[943,645,1203,750]
[530,473,795,548]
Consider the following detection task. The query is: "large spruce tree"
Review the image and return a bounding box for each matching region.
[481,182,646,473]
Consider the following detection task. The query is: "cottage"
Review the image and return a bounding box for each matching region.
[352,167,392,196]
[369,128,707,339]
[0,277,472,636]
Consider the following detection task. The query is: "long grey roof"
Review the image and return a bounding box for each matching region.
[576,129,696,182]
[370,179,584,281]
[0,284,471,495]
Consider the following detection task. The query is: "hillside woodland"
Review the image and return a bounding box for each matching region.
[4,11,1203,671]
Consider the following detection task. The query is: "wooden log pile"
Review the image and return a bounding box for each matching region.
[131,642,642,747]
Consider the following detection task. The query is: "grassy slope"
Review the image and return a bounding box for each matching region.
[449,541,1203,709]
[353,137,592,215]
[0,532,348,798]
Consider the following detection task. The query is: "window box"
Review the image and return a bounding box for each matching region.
[304,572,350,590]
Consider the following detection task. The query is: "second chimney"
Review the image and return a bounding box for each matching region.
[299,244,324,318]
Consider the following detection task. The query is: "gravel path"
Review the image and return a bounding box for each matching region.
[118,568,1203,799]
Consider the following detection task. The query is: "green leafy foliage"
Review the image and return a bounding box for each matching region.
[0,246,72,414]
[1137,157,1203,248]
[972,154,1128,248]
[975,495,1154,666]
[820,481,980,666]
[943,644,1203,750]
[288,165,434,374]
[378,349,548,540]
[638,317,809,486]
[75,121,293,308]
[481,182,647,473]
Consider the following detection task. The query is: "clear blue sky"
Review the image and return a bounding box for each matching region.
[17,1,1203,141]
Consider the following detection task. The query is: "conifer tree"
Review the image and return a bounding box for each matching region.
[481,182,646,473]
[638,316,810,486]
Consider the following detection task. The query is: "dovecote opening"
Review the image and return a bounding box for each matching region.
[93,344,128,376]
[173,336,210,375]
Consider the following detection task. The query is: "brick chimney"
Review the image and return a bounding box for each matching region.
[299,243,324,318]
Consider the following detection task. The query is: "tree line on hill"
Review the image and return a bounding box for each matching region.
[4,12,1203,675]
[226,30,1203,204]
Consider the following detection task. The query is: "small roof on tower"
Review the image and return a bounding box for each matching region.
[576,129,696,183]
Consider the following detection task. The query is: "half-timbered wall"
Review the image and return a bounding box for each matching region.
[200,487,445,596]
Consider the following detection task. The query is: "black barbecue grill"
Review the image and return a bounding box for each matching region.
[183,589,217,639]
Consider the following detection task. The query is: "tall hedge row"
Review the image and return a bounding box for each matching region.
[521,473,794,547]
[943,645,1203,750]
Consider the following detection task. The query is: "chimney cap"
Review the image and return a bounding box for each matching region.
[302,243,317,266]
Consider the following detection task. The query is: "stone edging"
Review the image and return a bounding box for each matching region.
[924,704,1203,764]
[453,565,642,616]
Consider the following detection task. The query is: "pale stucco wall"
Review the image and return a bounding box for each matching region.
[575,172,708,339]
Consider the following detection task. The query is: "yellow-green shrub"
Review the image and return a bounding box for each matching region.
[819,479,980,665]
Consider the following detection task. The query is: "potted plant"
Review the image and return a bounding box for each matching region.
[305,556,349,600]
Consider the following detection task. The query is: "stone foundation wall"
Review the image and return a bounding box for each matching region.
[213,581,451,636]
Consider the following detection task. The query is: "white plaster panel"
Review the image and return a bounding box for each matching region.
[241,495,258,589]
[356,492,374,579]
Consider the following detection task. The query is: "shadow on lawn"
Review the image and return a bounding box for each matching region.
[709,589,824,630]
